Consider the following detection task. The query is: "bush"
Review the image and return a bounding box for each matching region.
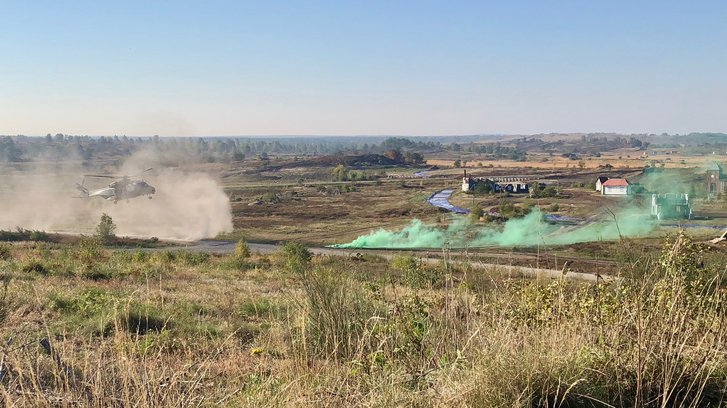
[280,242,312,274]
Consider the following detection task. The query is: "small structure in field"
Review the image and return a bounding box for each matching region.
[601,178,630,195]
[461,170,530,194]
[595,176,609,193]
[705,162,727,196]
[650,193,692,220]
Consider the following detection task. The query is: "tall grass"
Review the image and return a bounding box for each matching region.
[0,234,724,406]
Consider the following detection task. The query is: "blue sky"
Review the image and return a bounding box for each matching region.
[1,1,726,136]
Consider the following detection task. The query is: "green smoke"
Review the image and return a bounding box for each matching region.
[332,209,656,249]
[635,169,701,196]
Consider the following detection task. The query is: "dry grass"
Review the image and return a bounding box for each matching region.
[0,234,725,407]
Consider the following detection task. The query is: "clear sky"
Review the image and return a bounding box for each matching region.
[2,1,726,136]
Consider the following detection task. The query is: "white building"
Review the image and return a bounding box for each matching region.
[601,178,630,195]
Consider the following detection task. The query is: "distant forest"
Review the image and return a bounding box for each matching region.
[0,134,492,164]
[1,132,726,164]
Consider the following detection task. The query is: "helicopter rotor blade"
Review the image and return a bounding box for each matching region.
[83,168,153,180]
[128,168,154,178]
[135,168,154,176]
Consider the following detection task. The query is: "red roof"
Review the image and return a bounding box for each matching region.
[602,178,629,187]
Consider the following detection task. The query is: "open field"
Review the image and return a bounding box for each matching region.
[427,149,727,170]
[215,157,726,252]
[1,135,727,406]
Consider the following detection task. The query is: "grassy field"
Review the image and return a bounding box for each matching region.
[426,149,723,170]
[0,234,725,407]
[2,140,727,406]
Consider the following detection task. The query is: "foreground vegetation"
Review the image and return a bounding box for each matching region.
[0,234,725,407]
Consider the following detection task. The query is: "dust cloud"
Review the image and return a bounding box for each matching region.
[0,152,232,241]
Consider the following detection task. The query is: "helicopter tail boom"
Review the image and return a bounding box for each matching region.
[75,182,89,197]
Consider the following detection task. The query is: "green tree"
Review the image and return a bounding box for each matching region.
[474,181,492,195]
[96,213,116,244]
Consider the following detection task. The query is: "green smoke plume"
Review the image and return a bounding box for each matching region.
[332,209,656,249]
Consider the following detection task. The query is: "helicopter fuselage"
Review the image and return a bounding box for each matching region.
[83,180,156,202]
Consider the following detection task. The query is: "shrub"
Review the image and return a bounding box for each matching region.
[531,184,558,198]
[235,238,251,259]
[260,192,281,204]
[542,186,558,197]
[0,244,11,260]
[280,242,312,274]
[176,251,210,266]
[392,256,442,289]
[498,200,531,219]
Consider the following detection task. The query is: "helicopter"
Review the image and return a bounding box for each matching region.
[75,168,156,204]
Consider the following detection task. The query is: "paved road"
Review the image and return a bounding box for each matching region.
[168,239,613,283]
